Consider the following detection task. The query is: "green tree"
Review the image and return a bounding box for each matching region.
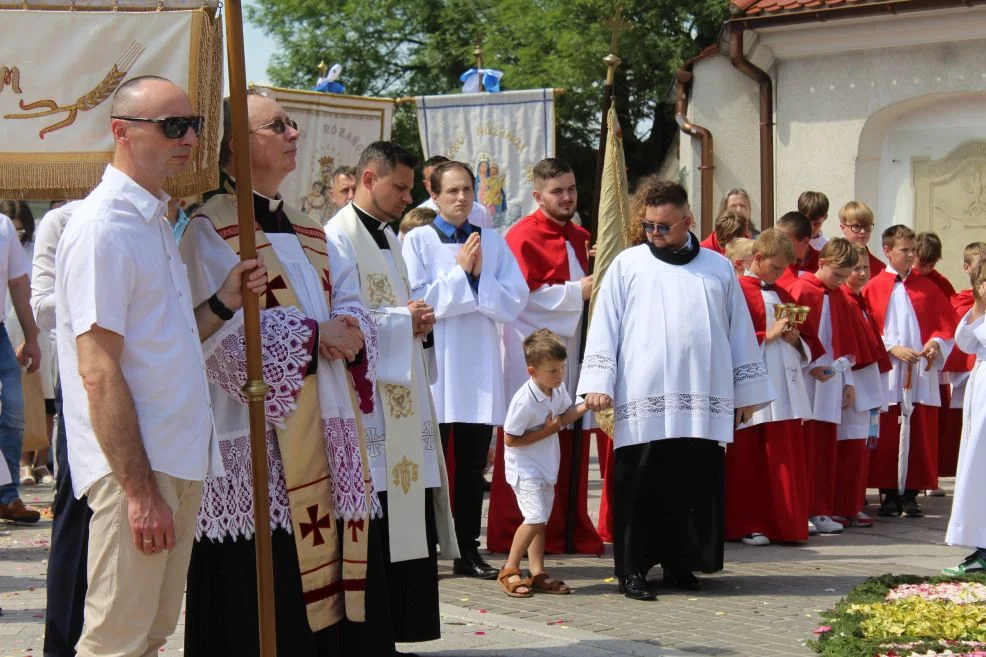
[248,0,729,217]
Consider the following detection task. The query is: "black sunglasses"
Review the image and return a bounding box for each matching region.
[111,115,204,139]
[250,117,298,135]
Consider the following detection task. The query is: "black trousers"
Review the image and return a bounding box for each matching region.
[612,438,725,579]
[377,489,440,643]
[439,422,492,553]
[44,382,91,657]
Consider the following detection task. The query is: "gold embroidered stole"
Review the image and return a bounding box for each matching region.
[333,205,434,562]
[195,194,373,628]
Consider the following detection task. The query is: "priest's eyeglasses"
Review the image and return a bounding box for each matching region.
[251,117,299,135]
[841,223,873,234]
[110,115,204,139]
[642,217,689,235]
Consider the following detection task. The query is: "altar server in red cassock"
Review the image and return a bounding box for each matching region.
[725,230,817,545]
[790,239,879,536]
[489,158,602,555]
[834,245,892,528]
[773,212,813,292]
[863,225,957,518]
[838,201,885,277]
[937,242,986,481]
[699,210,750,256]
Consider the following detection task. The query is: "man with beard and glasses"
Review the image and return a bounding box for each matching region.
[577,179,773,601]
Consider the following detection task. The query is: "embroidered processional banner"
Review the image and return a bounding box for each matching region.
[414,89,556,233]
[0,2,223,200]
[253,85,394,224]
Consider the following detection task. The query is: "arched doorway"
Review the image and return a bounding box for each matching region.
[856,92,986,287]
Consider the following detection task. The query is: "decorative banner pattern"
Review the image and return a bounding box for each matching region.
[254,85,394,224]
[415,89,556,233]
[0,7,223,199]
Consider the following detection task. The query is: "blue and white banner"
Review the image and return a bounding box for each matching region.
[415,89,555,233]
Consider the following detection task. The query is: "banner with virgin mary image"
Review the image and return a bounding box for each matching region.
[414,89,556,233]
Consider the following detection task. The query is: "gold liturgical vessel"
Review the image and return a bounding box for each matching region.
[773,304,810,325]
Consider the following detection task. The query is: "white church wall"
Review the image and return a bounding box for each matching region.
[775,39,986,243]
[687,55,761,227]
[683,23,986,244]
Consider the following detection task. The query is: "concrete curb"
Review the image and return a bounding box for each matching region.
[437,602,703,656]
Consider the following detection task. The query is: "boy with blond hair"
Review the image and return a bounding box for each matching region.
[498,329,588,598]
[863,225,957,518]
[727,230,816,545]
[398,206,437,241]
[838,201,885,276]
[724,237,754,278]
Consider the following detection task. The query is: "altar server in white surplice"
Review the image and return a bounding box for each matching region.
[402,160,529,580]
[578,179,774,601]
[323,141,457,644]
[944,261,986,575]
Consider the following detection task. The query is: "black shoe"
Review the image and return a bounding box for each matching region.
[452,551,499,579]
[878,490,902,517]
[663,569,701,591]
[618,573,657,601]
[901,491,923,518]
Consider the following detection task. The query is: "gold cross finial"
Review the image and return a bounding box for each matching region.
[474,36,484,71]
[601,4,632,57]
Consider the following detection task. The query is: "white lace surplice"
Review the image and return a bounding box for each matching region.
[577,245,774,449]
[182,219,379,542]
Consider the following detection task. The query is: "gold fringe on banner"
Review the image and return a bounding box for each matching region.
[0,8,222,201]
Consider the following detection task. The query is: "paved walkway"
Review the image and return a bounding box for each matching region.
[0,445,971,656]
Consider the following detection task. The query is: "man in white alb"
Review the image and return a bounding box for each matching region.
[402,160,528,578]
[578,179,773,601]
[417,155,493,229]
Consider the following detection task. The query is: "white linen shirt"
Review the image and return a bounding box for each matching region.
[56,165,218,498]
[31,201,78,333]
[0,212,31,311]
[503,379,573,486]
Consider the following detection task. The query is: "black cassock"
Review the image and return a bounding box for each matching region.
[612,437,725,579]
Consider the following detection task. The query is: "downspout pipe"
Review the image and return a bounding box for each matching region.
[675,68,715,238]
[729,26,775,230]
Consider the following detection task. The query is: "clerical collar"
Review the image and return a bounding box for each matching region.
[645,232,701,266]
[218,173,292,234]
[352,202,392,250]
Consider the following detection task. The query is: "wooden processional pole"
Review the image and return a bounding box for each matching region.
[566,6,630,554]
[223,3,277,655]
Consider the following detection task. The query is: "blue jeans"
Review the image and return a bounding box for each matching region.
[0,324,25,504]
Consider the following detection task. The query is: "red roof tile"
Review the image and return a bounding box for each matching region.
[731,0,916,17]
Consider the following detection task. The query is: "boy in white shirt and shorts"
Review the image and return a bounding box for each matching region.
[498,329,588,598]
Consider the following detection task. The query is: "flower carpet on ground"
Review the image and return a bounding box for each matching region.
[811,574,986,657]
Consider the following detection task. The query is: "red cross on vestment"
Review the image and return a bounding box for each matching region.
[347,518,364,543]
[321,268,332,294]
[264,274,288,309]
[300,504,333,547]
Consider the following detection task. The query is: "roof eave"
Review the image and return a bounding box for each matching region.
[728,0,982,31]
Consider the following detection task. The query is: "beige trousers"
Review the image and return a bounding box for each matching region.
[76,471,203,657]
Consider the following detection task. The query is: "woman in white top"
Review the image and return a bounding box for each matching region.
[0,200,55,487]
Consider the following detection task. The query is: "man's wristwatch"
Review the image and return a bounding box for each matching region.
[208,293,235,321]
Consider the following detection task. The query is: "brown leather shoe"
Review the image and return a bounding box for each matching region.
[0,498,41,524]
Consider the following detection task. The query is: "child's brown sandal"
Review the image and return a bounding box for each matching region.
[497,566,533,598]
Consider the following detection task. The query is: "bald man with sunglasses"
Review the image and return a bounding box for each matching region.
[56,76,267,657]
